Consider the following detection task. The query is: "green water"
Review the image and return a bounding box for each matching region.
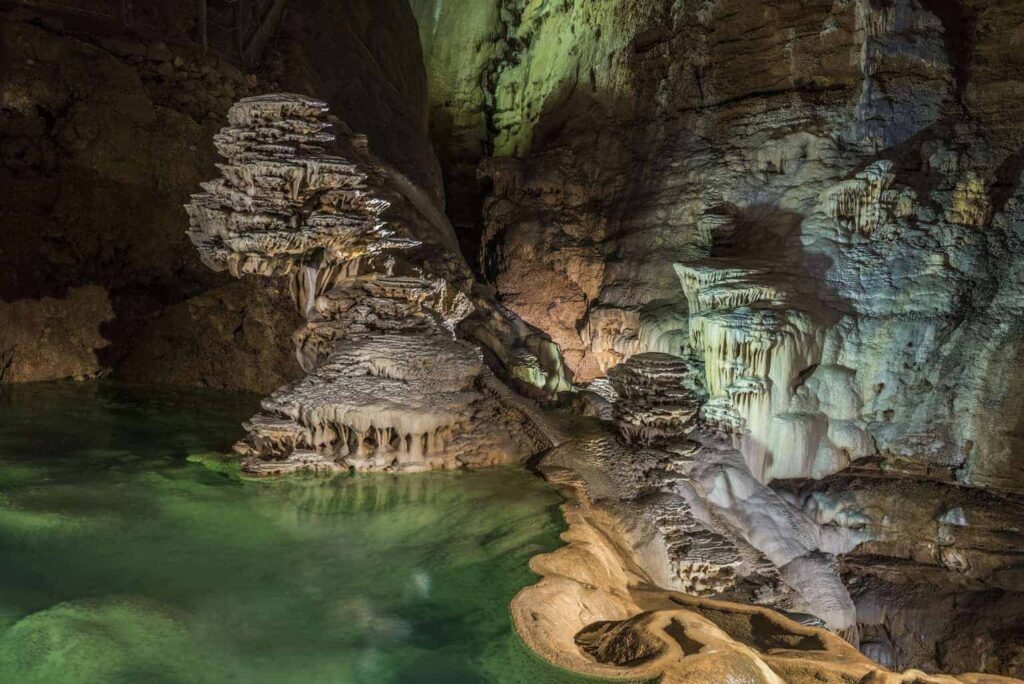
[0,382,596,683]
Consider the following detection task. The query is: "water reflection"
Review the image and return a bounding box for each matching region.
[0,382,598,683]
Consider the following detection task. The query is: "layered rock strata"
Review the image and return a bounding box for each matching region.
[557,360,860,635]
[776,464,1024,676]
[606,352,704,445]
[453,0,1024,494]
[185,94,567,473]
[411,0,1024,674]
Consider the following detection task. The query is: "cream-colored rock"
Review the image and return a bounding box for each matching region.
[186,94,568,473]
[417,1,1024,675]
[513,427,1015,684]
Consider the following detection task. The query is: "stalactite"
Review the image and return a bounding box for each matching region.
[818,160,918,238]
[675,255,827,482]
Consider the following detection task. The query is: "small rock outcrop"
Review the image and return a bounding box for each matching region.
[185,94,566,473]
[0,286,113,383]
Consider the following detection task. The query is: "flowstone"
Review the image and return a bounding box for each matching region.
[554,352,857,631]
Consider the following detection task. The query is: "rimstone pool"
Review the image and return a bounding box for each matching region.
[0,382,598,683]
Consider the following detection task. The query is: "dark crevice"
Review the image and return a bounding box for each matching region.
[919,0,976,103]
[990,148,1024,218]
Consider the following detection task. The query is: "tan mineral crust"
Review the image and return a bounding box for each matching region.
[511,422,1021,684]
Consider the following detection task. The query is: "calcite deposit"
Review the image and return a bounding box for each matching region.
[410,0,1024,677]
[513,422,1022,684]
[607,352,704,444]
[185,94,567,473]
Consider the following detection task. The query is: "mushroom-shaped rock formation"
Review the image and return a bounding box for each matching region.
[186,94,568,473]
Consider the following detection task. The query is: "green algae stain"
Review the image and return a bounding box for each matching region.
[0,382,600,683]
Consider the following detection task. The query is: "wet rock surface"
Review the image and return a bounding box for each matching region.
[512,414,1022,683]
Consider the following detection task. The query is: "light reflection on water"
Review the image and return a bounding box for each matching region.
[0,382,598,683]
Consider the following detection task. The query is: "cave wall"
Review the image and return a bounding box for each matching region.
[267,0,442,207]
[0,0,438,392]
[411,0,1024,490]
[1,0,1021,672]
[410,1,1024,674]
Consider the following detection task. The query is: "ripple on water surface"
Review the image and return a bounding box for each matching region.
[0,382,599,683]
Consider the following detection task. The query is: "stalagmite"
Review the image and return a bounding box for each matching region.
[607,352,704,444]
[186,94,566,473]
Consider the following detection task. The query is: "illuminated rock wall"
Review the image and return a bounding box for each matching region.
[411,0,1024,674]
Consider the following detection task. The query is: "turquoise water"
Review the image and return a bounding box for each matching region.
[0,382,596,683]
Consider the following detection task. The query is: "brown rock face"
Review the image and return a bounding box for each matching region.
[1,0,1022,679]
[0,286,113,382]
[265,0,443,207]
[114,280,301,394]
[0,13,282,388]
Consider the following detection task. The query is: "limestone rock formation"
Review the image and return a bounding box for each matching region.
[514,429,1020,684]
[185,93,567,473]
[266,0,443,208]
[4,1,1023,680]
[606,352,704,444]
[413,0,1024,676]
[541,384,859,636]
[777,466,1024,676]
